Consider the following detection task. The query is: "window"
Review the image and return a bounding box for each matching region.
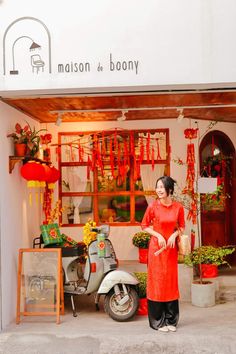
[59,129,169,226]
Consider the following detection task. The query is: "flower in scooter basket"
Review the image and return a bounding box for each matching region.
[83,219,97,246]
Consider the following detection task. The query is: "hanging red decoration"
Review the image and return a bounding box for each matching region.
[40,133,52,162]
[156,139,161,160]
[184,128,198,139]
[54,130,167,190]
[46,166,60,189]
[146,132,150,162]
[151,147,155,171]
[139,137,144,164]
[21,161,46,205]
[87,155,91,180]
[42,164,54,221]
[183,128,198,224]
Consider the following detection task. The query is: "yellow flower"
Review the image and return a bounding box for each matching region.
[82,219,97,246]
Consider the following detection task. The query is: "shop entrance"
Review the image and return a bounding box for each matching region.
[199,130,236,264]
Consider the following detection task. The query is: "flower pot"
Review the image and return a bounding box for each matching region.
[137,298,148,316]
[138,248,148,264]
[191,281,215,307]
[200,264,218,278]
[14,143,27,157]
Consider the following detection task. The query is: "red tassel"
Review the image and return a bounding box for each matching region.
[156,139,161,159]
[102,132,106,157]
[81,147,84,162]
[146,132,150,162]
[151,147,155,171]
[130,132,135,156]
[124,139,129,165]
[78,143,82,162]
[117,142,121,169]
[139,137,144,163]
[87,156,91,180]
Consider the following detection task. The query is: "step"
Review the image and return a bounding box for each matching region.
[219,286,236,302]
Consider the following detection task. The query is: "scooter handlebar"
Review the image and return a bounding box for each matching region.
[91,224,110,238]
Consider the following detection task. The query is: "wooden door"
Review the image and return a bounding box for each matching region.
[199,131,236,262]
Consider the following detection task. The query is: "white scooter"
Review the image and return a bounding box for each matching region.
[62,225,139,321]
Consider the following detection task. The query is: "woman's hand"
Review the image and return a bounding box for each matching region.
[157,234,166,248]
[167,231,179,248]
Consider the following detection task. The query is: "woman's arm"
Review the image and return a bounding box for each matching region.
[143,227,166,248]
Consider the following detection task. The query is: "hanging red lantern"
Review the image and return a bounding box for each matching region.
[21,161,46,205]
[46,166,60,189]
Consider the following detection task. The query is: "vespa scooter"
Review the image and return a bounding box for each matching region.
[33,225,139,322]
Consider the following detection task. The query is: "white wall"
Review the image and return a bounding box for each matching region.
[1,0,236,94]
[0,102,42,328]
[45,118,236,260]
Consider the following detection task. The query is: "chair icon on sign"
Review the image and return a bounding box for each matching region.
[31,54,45,73]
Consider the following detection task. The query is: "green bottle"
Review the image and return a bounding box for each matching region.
[97,233,106,258]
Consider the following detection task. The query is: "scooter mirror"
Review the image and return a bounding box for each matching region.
[100,224,110,238]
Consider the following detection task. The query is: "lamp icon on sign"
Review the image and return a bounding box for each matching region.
[10,35,44,75]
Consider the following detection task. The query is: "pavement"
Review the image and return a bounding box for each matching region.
[0,295,236,354]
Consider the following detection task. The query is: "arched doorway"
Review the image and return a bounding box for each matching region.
[199,130,236,263]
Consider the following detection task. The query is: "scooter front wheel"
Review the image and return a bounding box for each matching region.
[104,286,139,322]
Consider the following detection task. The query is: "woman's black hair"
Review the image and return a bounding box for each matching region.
[155,176,176,196]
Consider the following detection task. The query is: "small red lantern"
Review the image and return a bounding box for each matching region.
[46,166,60,189]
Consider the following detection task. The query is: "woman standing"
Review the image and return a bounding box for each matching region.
[141,176,185,332]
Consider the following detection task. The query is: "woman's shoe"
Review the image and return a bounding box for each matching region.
[167,325,176,332]
[158,326,169,332]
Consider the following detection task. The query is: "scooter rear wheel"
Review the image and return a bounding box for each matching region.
[104,286,139,322]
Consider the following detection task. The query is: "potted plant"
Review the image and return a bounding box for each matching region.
[132,231,150,263]
[7,122,46,157]
[184,245,235,307]
[134,272,147,315]
[7,123,29,156]
[184,245,235,278]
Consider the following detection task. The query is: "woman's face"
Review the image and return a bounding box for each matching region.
[155,180,168,199]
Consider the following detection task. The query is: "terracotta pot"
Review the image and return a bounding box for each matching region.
[14,143,27,157]
[138,248,148,264]
[137,298,148,316]
[200,264,218,278]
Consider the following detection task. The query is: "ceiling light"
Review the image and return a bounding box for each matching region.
[55,113,62,126]
[177,108,184,122]
[117,110,128,121]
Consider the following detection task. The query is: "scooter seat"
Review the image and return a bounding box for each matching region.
[61,247,85,257]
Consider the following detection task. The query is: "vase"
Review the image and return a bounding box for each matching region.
[14,143,27,157]
[138,248,148,264]
[191,281,215,307]
[200,264,218,278]
[137,298,148,316]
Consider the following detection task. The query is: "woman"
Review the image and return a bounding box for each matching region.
[141,176,185,332]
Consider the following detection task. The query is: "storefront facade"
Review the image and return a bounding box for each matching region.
[0,0,236,328]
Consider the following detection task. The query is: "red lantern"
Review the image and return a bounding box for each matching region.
[47,166,60,189]
[21,161,46,205]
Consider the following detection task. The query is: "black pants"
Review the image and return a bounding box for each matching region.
[147,299,179,330]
